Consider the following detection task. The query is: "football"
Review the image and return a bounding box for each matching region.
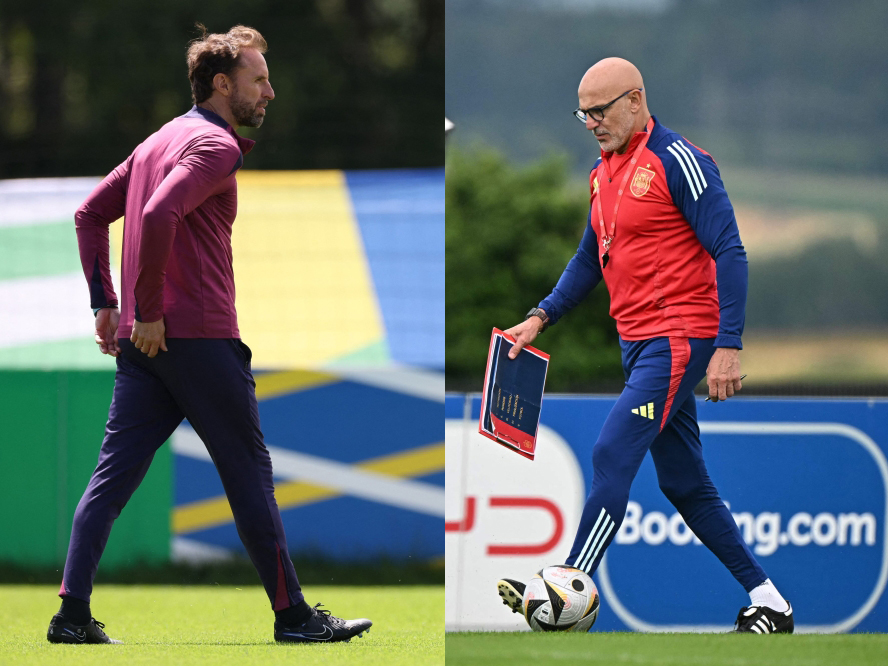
[522,565,600,632]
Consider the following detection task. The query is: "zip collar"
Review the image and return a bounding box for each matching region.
[602,115,658,159]
[183,105,255,155]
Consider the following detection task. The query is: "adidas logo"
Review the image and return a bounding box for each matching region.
[631,402,655,419]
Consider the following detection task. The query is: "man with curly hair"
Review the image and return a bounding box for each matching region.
[47,25,372,645]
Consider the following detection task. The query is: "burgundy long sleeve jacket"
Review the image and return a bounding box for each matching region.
[75,106,255,339]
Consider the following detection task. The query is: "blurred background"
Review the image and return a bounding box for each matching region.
[445,0,888,635]
[0,0,443,586]
[446,0,888,394]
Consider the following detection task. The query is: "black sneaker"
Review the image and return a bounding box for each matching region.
[47,614,122,644]
[733,603,794,634]
[497,579,525,615]
[274,603,371,643]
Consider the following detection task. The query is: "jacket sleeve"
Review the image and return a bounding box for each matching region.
[133,136,242,322]
[75,157,131,309]
[662,138,748,349]
[538,210,603,326]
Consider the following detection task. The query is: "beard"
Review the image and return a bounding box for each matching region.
[230,86,265,128]
[594,112,635,153]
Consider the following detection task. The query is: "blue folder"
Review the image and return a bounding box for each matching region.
[479,328,550,460]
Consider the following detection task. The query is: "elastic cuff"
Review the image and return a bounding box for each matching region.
[537,300,559,327]
[714,335,742,349]
[92,305,118,317]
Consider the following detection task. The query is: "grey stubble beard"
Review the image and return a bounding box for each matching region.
[230,86,264,128]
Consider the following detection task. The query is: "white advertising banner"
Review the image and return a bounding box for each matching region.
[445,417,585,631]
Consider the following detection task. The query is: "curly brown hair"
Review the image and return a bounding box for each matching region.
[187,24,267,104]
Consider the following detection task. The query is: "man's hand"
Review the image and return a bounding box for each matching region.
[95,307,121,357]
[131,318,168,358]
[706,347,742,402]
[504,316,544,360]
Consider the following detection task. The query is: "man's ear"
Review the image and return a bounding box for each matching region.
[213,72,232,97]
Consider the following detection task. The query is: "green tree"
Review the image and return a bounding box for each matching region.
[445,147,623,391]
[0,0,443,177]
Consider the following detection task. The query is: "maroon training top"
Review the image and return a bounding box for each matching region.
[75,106,255,339]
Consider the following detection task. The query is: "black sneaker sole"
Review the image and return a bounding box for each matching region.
[47,633,123,644]
[46,615,122,644]
[497,580,525,615]
[343,627,369,643]
[732,603,794,634]
[276,626,370,643]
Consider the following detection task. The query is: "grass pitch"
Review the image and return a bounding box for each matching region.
[0,584,442,665]
[446,631,888,665]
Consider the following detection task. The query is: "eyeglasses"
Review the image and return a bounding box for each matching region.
[573,88,642,123]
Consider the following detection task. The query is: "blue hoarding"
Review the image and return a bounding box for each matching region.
[445,394,888,632]
[175,372,444,563]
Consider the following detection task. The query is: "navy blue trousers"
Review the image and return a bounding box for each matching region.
[566,337,767,592]
[60,338,304,610]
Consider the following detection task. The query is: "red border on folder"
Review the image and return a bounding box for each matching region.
[479,328,550,461]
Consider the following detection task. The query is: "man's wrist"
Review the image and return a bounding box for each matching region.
[93,305,118,317]
[525,307,549,332]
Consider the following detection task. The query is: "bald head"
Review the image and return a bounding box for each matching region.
[577,58,650,154]
[579,58,644,103]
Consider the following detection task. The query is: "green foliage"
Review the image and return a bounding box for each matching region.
[445,0,888,176]
[445,147,623,391]
[0,0,443,176]
[751,233,888,331]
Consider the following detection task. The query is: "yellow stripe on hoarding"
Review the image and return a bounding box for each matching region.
[173,442,445,534]
[253,369,339,400]
[113,170,388,368]
[235,170,344,188]
[233,170,387,369]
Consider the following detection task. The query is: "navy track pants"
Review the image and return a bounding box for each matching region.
[59,338,304,610]
[566,336,767,592]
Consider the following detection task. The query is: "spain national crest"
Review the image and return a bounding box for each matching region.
[630,166,655,197]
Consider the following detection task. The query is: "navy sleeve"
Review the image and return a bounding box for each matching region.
[660,138,748,349]
[75,156,130,309]
[538,210,603,326]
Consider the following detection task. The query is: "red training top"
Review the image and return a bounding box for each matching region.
[540,116,747,349]
[75,106,254,339]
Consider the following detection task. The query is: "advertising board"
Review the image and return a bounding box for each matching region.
[175,370,444,563]
[445,394,888,632]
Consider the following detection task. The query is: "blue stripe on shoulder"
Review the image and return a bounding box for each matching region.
[647,122,713,203]
[646,119,682,154]
[228,153,244,176]
[183,105,231,130]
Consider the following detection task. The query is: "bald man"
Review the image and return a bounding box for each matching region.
[497,58,793,634]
